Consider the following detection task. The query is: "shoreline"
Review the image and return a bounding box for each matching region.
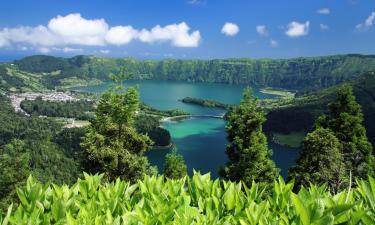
[160,114,224,122]
[260,87,295,99]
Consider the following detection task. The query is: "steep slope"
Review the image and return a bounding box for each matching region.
[264,71,375,147]
[12,54,375,91]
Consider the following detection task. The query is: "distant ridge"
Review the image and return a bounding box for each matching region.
[5,54,375,92]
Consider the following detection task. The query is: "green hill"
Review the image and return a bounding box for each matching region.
[264,71,375,148]
[8,54,375,91]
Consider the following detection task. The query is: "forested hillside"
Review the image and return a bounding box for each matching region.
[9,54,375,91]
[0,94,82,210]
[264,71,375,147]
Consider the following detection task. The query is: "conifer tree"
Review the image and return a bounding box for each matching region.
[163,147,187,179]
[221,87,279,185]
[316,85,374,178]
[81,72,152,182]
[288,128,347,192]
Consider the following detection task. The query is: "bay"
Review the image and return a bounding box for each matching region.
[74,80,299,177]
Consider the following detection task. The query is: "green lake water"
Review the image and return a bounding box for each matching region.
[74,80,299,177]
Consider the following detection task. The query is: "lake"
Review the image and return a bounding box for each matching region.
[74,80,299,178]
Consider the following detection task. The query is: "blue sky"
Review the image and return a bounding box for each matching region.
[0,0,374,60]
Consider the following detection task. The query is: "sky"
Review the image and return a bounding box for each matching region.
[0,0,374,60]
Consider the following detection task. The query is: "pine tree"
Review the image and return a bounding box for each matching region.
[81,80,152,182]
[288,128,347,192]
[163,147,187,179]
[221,87,279,185]
[316,85,374,179]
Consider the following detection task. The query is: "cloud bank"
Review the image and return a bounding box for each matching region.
[0,13,201,49]
[221,22,239,36]
[285,21,310,37]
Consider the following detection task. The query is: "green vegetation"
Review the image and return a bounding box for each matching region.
[180,97,233,109]
[260,87,295,99]
[264,71,375,148]
[0,94,81,211]
[7,54,375,92]
[134,115,171,147]
[221,88,279,186]
[289,128,347,192]
[289,85,374,192]
[2,55,375,222]
[315,85,375,179]
[163,148,187,179]
[0,64,47,93]
[1,173,375,224]
[81,84,153,182]
[271,131,306,148]
[20,97,94,120]
[140,103,188,117]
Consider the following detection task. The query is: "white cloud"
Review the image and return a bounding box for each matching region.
[38,47,51,53]
[270,39,278,47]
[285,21,310,37]
[187,0,205,5]
[317,8,330,15]
[0,13,201,50]
[256,25,268,36]
[62,47,83,52]
[100,49,110,54]
[48,13,108,46]
[138,22,201,47]
[105,26,137,45]
[356,11,375,31]
[221,22,239,36]
[320,24,329,30]
[0,35,9,47]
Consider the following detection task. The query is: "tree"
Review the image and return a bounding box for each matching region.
[315,85,374,179]
[0,140,30,211]
[220,87,279,185]
[288,128,347,192]
[163,147,187,179]
[81,79,152,182]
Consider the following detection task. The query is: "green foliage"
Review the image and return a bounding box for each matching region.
[20,97,94,120]
[315,85,375,179]
[264,71,375,148]
[12,54,375,91]
[221,88,279,186]
[139,103,188,117]
[163,148,187,179]
[1,173,375,224]
[81,85,152,182]
[289,128,347,192]
[134,115,171,147]
[0,94,81,212]
[180,97,233,109]
[0,140,30,211]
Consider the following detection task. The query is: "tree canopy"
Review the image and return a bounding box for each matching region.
[221,87,279,185]
[81,84,152,182]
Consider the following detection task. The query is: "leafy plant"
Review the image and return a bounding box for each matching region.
[1,172,374,224]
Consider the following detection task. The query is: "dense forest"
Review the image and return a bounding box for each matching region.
[0,94,82,211]
[264,71,375,148]
[7,54,375,91]
[20,97,94,120]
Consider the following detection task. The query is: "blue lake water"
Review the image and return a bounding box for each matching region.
[74,80,299,177]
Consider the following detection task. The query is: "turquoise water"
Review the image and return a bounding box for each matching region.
[74,80,299,177]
